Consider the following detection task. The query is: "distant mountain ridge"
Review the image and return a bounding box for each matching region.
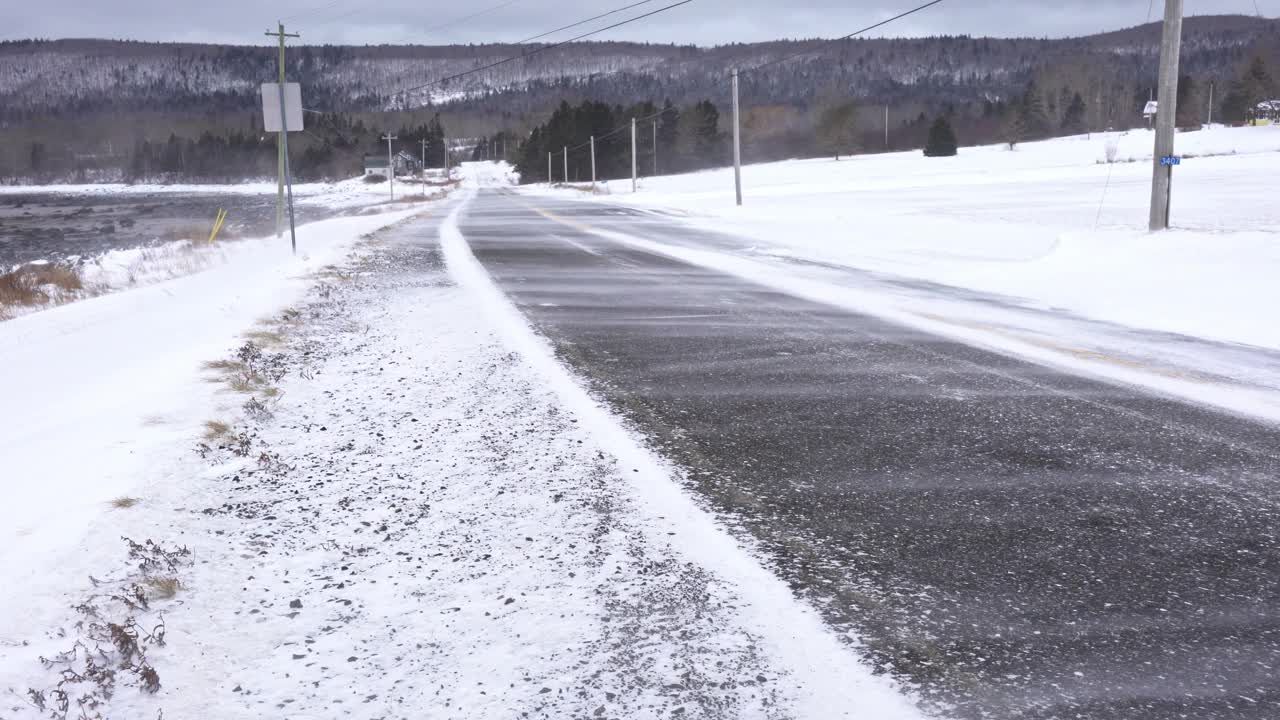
[2,15,1277,184]
[1,15,1275,120]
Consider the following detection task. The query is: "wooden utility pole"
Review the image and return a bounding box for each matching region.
[652,120,658,177]
[732,68,742,206]
[265,22,299,239]
[420,138,429,195]
[563,145,568,184]
[382,133,398,200]
[631,118,638,192]
[1149,0,1183,231]
[590,136,597,190]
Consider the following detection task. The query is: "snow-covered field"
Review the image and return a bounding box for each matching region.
[532,125,1280,353]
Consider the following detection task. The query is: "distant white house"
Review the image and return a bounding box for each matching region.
[364,155,389,176]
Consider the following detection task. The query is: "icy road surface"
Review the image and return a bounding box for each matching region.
[458,187,1280,720]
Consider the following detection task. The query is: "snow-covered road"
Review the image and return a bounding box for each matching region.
[458,182,1280,720]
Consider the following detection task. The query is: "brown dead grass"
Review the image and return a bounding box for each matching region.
[110,497,141,509]
[203,420,233,441]
[244,329,285,347]
[228,371,267,393]
[144,577,182,599]
[564,184,610,196]
[0,264,84,308]
[202,359,246,374]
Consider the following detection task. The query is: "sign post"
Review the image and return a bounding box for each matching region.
[261,81,303,254]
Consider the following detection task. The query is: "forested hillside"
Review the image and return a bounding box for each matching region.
[2,14,1277,183]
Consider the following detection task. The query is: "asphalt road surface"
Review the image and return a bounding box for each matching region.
[457,188,1280,720]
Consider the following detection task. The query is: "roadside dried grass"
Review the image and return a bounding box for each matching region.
[203,420,233,441]
[0,264,84,308]
[143,576,182,600]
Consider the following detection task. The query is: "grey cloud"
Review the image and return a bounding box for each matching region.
[4,0,1266,46]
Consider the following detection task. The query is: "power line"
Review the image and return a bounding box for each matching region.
[743,0,948,75]
[512,0,662,44]
[552,0,948,170]
[313,0,524,33]
[279,0,347,23]
[380,0,696,100]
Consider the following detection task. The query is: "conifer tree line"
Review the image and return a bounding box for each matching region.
[513,99,724,184]
[4,111,452,184]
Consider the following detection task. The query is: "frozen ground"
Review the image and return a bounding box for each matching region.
[530,125,1280,353]
[0,170,922,719]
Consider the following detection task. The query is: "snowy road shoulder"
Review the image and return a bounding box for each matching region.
[0,204,431,674]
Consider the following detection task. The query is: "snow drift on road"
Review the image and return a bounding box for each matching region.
[527,125,1280,352]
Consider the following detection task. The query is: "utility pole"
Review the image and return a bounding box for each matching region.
[1149,0,1183,232]
[383,133,397,200]
[443,135,450,179]
[631,117,638,192]
[1208,81,1215,127]
[590,136,597,190]
[420,138,428,195]
[732,68,742,207]
[563,145,568,184]
[652,120,658,177]
[885,105,890,148]
[548,151,552,186]
[266,22,299,239]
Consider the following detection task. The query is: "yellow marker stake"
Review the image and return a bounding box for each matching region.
[208,208,227,243]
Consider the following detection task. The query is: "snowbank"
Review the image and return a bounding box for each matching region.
[0,204,429,644]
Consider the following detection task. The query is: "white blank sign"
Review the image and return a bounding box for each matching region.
[261,83,304,132]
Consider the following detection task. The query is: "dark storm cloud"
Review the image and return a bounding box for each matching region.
[2,0,1265,46]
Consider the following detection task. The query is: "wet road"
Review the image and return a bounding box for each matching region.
[457,189,1280,719]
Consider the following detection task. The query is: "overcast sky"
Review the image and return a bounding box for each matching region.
[3,0,1270,46]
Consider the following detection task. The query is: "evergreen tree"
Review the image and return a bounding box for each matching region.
[816,99,859,160]
[923,116,958,157]
[1222,56,1276,124]
[657,99,679,174]
[1017,80,1050,139]
[1061,92,1087,134]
